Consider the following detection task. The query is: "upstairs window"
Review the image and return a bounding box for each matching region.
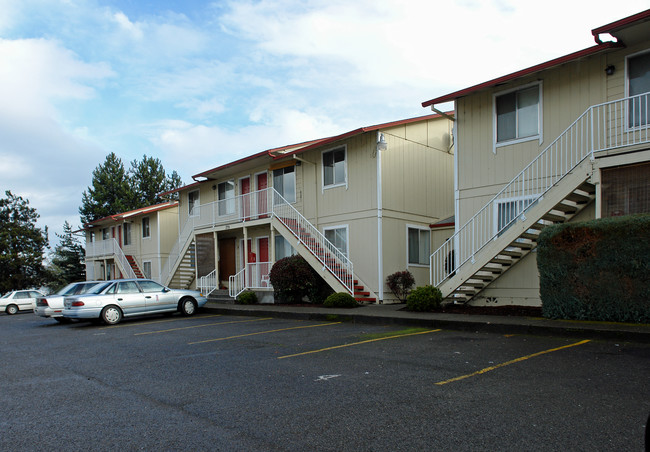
[218,180,235,216]
[495,84,541,144]
[628,51,650,128]
[273,166,296,203]
[188,190,200,217]
[102,228,110,240]
[323,147,346,188]
[142,217,150,238]
[123,223,132,246]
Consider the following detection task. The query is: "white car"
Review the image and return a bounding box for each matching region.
[63,279,208,325]
[1,290,45,315]
[34,281,103,322]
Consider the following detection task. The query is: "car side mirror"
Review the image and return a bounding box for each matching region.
[162,287,170,293]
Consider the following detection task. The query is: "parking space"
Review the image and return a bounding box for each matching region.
[2,311,649,451]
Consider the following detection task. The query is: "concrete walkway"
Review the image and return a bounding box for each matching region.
[203,301,650,344]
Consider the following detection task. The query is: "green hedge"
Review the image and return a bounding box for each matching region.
[537,214,650,323]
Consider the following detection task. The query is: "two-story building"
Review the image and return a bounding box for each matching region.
[160,113,455,303]
[422,9,650,306]
[84,201,179,282]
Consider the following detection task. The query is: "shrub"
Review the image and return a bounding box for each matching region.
[386,270,415,302]
[269,255,332,304]
[406,285,442,312]
[537,214,650,323]
[236,290,258,305]
[324,292,358,308]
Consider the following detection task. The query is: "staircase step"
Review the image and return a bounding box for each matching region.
[509,241,535,250]
[542,211,567,222]
[520,231,540,240]
[490,257,513,265]
[500,249,523,258]
[554,201,578,214]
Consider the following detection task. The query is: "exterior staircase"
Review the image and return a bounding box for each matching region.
[125,255,144,279]
[169,239,196,289]
[430,92,650,303]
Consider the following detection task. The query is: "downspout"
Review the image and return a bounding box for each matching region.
[376,131,384,303]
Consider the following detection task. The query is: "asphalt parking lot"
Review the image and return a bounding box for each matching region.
[2,310,649,451]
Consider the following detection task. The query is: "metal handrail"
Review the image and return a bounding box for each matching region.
[272,191,354,293]
[198,269,217,295]
[85,238,136,279]
[430,92,650,288]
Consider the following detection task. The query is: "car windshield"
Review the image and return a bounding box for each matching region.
[57,283,79,296]
[87,282,113,294]
[1,293,9,298]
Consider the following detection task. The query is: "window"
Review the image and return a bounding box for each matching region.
[273,166,296,203]
[495,84,541,144]
[494,196,536,233]
[323,147,346,188]
[602,162,650,216]
[218,180,235,216]
[188,190,199,217]
[324,226,348,259]
[628,52,650,128]
[88,231,94,243]
[102,228,110,240]
[138,278,163,292]
[142,261,152,279]
[142,217,150,238]
[123,223,132,246]
[274,236,296,260]
[117,281,140,294]
[408,227,430,266]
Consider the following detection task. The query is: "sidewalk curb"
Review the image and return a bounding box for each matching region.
[203,304,650,344]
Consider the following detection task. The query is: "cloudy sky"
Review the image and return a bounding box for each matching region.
[1,0,648,246]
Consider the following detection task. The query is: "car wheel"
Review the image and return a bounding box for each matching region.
[6,304,19,315]
[54,317,71,324]
[180,298,197,316]
[101,305,122,325]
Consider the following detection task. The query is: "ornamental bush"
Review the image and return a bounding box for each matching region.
[406,285,442,312]
[537,214,650,323]
[324,292,358,308]
[236,290,258,305]
[386,270,415,302]
[269,255,332,304]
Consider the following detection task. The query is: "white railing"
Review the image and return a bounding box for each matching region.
[228,262,273,298]
[160,188,274,286]
[430,92,650,287]
[198,269,217,295]
[272,191,354,293]
[85,238,137,279]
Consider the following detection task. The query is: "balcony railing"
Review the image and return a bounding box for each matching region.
[85,238,137,279]
[430,92,650,288]
[229,262,272,298]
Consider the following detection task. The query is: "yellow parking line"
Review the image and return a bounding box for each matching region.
[99,314,224,329]
[278,329,442,359]
[188,321,342,345]
[135,317,273,335]
[435,339,591,386]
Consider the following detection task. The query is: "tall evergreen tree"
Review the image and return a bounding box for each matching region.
[0,191,49,293]
[79,152,132,224]
[129,155,182,206]
[48,221,86,289]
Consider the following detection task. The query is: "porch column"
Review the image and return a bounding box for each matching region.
[213,231,220,288]
[270,228,276,263]
[243,226,249,269]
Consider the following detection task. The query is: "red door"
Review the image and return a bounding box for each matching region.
[256,173,268,218]
[240,177,251,220]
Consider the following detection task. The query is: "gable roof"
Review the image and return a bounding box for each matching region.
[84,201,178,228]
[421,9,650,108]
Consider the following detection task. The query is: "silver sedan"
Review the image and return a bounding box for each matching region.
[63,279,208,325]
[34,281,103,322]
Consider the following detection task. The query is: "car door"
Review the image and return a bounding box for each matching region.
[114,281,146,315]
[14,292,33,310]
[136,280,176,312]
[28,291,42,310]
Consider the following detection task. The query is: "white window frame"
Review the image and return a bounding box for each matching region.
[323,225,349,259]
[493,194,538,234]
[322,145,348,191]
[123,222,132,246]
[625,50,650,130]
[188,190,200,217]
[142,216,151,239]
[142,260,152,279]
[217,180,235,216]
[273,165,296,204]
[406,225,430,267]
[274,235,297,261]
[102,228,110,240]
[493,81,543,151]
